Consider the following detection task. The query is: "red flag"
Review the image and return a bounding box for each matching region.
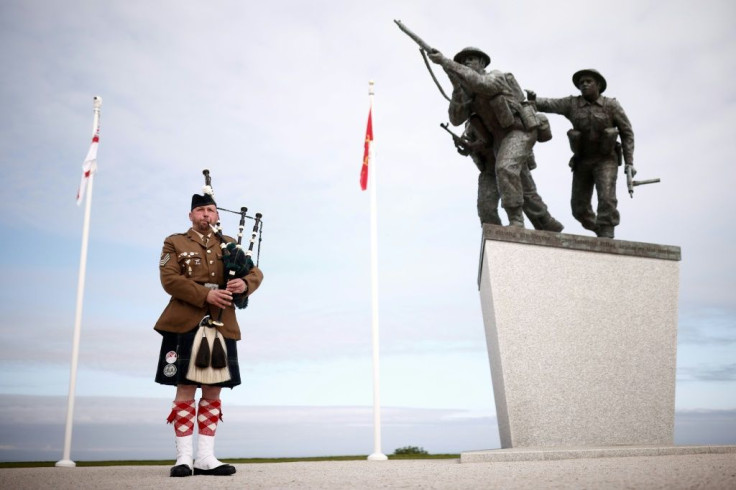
[360,107,373,191]
[76,131,99,205]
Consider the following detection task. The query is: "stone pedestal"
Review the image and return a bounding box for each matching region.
[477,224,681,449]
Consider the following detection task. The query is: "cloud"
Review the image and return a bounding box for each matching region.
[678,364,736,383]
[678,307,736,346]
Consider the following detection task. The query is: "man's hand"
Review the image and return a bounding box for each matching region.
[206,289,233,309]
[226,278,247,295]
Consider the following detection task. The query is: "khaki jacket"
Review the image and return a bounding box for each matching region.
[153,229,263,340]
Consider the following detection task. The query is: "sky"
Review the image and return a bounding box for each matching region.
[1,0,735,461]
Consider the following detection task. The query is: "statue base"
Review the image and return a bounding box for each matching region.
[477,224,681,448]
[461,444,736,463]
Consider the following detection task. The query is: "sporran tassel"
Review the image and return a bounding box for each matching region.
[194,328,211,368]
[211,332,227,369]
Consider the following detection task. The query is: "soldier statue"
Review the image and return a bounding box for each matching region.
[428,46,561,231]
[527,69,635,238]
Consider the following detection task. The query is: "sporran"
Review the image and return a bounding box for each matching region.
[186,317,231,384]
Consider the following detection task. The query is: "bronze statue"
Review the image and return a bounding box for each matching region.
[394,21,561,230]
[527,69,635,238]
[442,120,562,231]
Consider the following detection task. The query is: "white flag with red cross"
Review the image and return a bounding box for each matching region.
[76,130,99,205]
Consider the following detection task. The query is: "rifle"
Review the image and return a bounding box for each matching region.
[394,19,434,52]
[626,165,660,198]
[394,19,451,102]
[440,123,472,155]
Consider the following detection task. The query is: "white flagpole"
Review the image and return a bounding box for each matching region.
[56,96,102,468]
[366,80,387,461]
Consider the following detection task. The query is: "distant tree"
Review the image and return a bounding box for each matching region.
[393,446,428,455]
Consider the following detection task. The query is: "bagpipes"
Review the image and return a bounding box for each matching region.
[203,168,262,318]
[187,168,263,384]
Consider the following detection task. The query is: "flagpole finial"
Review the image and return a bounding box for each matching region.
[369,80,374,96]
[93,96,102,109]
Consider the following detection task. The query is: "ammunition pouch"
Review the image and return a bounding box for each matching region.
[567,129,582,155]
[518,103,539,131]
[536,113,552,142]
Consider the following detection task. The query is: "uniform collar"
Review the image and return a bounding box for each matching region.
[188,227,212,244]
[578,95,604,107]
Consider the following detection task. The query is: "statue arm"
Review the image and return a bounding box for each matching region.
[611,99,635,166]
[535,96,573,117]
[457,66,510,96]
[431,53,509,97]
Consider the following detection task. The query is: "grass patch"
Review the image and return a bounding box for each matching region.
[0,454,460,469]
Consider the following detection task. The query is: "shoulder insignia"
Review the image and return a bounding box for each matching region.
[160,253,171,267]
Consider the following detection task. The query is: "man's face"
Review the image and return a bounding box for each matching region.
[578,75,600,100]
[462,55,485,73]
[189,204,218,234]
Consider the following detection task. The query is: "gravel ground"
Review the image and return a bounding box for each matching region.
[2,453,736,490]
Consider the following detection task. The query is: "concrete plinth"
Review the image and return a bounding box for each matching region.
[477,224,681,449]
[461,444,736,463]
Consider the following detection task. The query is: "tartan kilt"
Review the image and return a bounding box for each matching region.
[154,326,241,388]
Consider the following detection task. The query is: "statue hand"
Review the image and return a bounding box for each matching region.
[525,89,536,101]
[626,164,637,177]
[426,49,444,64]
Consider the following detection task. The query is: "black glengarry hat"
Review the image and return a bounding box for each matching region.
[191,193,216,210]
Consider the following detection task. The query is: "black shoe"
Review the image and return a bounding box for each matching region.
[194,464,236,476]
[170,464,193,477]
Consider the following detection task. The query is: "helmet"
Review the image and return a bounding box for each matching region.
[572,69,607,93]
[453,47,491,68]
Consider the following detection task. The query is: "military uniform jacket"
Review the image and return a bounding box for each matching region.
[535,95,634,166]
[154,229,263,340]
